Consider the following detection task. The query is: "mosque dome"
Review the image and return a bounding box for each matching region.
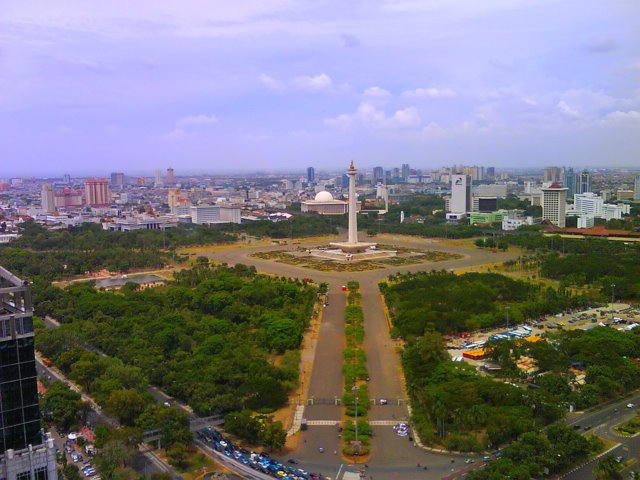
[314,191,334,202]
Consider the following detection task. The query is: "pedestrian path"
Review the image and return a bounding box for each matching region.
[304,419,401,426]
[287,405,305,435]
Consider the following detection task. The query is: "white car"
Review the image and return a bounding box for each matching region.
[379,399,388,405]
[627,403,636,408]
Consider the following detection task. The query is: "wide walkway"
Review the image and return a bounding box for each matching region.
[205,233,518,478]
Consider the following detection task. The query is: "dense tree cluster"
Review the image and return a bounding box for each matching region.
[223,411,287,451]
[468,424,602,480]
[38,263,316,416]
[381,271,594,336]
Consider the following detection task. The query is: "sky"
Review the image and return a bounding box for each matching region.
[1,0,639,176]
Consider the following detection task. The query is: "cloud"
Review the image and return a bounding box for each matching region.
[422,122,448,137]
[175,114,218,129]
[363,86,391,98]
[402,87,456,98]
[601,110,640,125]
[557,100,580,118]
[341,34,361,48]
[325,102,421,129]
[292,73,333,92]
[582,37,617,54]
[258,73,285,92]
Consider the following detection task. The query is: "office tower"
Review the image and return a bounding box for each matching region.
[542,185,568,228]
[84,178,110,207]
[486,167,495,178]
[577,171,591,195]
[574,192,604,218]
[635,175,640,201]
[166,168,175,185]
[0,267,58,480]
[373,166,384,183]
[40,184,55,214]
[306,167,315,184]
[401,163,410,181]
[565,171,577,200]
[543,166,564,184]
[450,174,471,213]
[154,170,163,187]
[110,172,125,189]
[62,174,71,184]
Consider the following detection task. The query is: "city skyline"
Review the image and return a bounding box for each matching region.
[1,1,639,176]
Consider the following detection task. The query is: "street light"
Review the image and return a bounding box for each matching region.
[611,283,616,305]
[505,305,511,330]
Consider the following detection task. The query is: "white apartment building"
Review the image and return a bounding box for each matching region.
[541,186,567,228]
[473,183,508,198]
[190,205,241,224]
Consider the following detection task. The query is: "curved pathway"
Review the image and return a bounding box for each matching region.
[202,233,518,479]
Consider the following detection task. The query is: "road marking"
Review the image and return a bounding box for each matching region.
[336,463,344,480]
[305,420,341,426]
[370,420,406,426]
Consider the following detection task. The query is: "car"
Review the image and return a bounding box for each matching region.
[483,456,492,462]
[288,459,299,464]
[583,425,591,430]
[318,447,324,453]
[379,398,388,405]
[465,459,474,464]
[163,401,171,407]
[615,456,624,463]
[627,403,636,408]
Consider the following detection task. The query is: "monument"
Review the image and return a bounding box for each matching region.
[311,161,396,262]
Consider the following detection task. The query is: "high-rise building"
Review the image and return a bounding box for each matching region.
[62,174,71,184]
[110,172,125,189]
[306,167,315,184]
[542,185,567,228]
[166,168,175,185]
[577,171,591,195]
[373,166,384,183]
[401,163,410,181]
[565,171,577,200]
[543,166,564,184]
[154,170,163,188]
[634,175,640,201]
[486,167,495,178]
[84,178,110,207]
[450,174,471,213]
[168,188,181,212]
[40,183,56,213]
[0,267,58,480]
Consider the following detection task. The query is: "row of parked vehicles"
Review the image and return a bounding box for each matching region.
[197,427,321,480]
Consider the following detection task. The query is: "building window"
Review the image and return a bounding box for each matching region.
[34,466,48,480]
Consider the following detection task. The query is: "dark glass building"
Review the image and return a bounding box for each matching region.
[0,267,57,480]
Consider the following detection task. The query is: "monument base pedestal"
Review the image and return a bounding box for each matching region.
[311,243,396,262]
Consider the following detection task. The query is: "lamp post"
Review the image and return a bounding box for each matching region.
[505,305,511,330]
[353,384,360,453]
[611,283,615,305]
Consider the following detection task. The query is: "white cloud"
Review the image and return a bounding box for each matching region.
[363,86,391,98]
[557,100,580,118]
[175,114,218,128]
[292,73,333,92]
[325,102,421,129]
[402,87,456,98]
[391,106,421,127]
[259,73,285,92]
[601,110,640,125]
[422,122,448,137]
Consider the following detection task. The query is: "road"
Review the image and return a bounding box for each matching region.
[561,395,640,480]
[204,233,517,478]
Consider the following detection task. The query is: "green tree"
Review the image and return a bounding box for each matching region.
[594,455,623,480]
[42,381,85,430]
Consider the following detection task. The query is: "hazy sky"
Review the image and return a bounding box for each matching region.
[1,0,639,176]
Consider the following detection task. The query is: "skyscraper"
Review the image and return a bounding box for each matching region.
[635,175,640,201]
[401,163,410,181]
[450,174,471,214]
[0,267,58,480]
[373,166,384,183]
[110,172,125,189]
[166,168,175,185]
[577,171,591,195]
[154,170,163,188]
[306,167,315,184]
[565,171,577,200]
[40,184,55,214]
[542,185,568,228]
[544,166,564,184]
[84,178,110,207]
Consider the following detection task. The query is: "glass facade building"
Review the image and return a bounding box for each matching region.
[0,267,57,480]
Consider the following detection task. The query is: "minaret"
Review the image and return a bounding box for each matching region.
[347,160,358,244]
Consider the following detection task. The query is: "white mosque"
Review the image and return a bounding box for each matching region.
[301,190,361,215]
